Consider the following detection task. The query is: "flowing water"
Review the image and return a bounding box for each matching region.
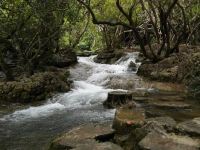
[0,52,199,150]
[0,53,141,150]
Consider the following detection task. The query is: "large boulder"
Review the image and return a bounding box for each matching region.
[117,117,199,150]
[0,70,70,103]
[49,123,121,150]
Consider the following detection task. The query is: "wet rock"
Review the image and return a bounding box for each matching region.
[113,107,145,134]
[127,61,137,72]
[150,101,191,109]
[49,123,115,150]
[103,91,133,108]
[139,131,200,150]
[177,117,200,137]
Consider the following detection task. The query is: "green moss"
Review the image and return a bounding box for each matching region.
[0,70,71,103]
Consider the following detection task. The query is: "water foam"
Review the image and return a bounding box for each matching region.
[0,52,140,121]
[3,103,65,121]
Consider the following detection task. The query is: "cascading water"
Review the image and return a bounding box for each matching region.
[0,52,141,149]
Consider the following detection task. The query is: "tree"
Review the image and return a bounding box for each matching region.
[0,0,89,80]
[77,0,193,62]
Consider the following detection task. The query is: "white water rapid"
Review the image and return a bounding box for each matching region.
[1,52,141,122]
[0,52,142,150]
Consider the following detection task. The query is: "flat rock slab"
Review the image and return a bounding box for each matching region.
[49,123,115,150]
[150,101,191,109]
[113,107,145,134]
[139,131,200,150]
[177,117,200,137]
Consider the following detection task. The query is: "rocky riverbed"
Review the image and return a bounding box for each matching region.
[0,52,199,150]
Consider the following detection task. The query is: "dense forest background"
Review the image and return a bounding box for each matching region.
[0,0,199,81]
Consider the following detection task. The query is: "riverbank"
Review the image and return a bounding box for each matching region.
[0,50,77,103]
[0,52,199,150]
[49,80,200,150]
[137,45,200,100]
[48,49,200,150]
[0,70,71,103]
[0,53,137,149]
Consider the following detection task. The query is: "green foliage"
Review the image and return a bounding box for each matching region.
[0,0,87,80]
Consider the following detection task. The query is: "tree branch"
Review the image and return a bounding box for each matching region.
[77,0,131,28]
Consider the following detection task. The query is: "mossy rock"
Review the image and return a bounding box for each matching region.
[0,70,71,103]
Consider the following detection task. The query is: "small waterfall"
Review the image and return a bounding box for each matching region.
[1,52,141,122]
[0,52,151,150]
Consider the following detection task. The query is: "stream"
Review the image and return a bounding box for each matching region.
[0,52,199,150]
[0,53,141,150]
